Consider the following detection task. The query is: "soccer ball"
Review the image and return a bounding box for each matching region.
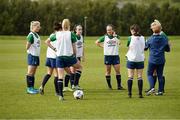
[73,90,84,99]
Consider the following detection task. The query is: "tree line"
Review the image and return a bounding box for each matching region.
[0,0,180,36]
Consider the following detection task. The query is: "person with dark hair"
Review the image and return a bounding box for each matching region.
[126,24,145,98]
[46,19,82,101]
[39,22,63,95]
[95,24,125,90]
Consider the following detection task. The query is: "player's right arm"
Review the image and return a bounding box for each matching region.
[95,36,105,48]
[45,34,57,52]
[26,34,33,50]
[71,32,77,55]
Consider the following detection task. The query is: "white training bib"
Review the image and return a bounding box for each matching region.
[56,31,73,57]
[46,33,57,58]
[46,42,57,59]
[126,35,145,62]
[104,35,119,55]
[76,35,84,57]
[27,32,41,56]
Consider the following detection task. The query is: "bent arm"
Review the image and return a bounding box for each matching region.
[26,42,31,50]
[95,40,103,48]
[45,38,56,51]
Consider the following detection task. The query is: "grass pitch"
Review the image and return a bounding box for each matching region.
[0,36,180,119]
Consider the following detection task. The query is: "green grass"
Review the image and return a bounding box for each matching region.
[0,36,180,119]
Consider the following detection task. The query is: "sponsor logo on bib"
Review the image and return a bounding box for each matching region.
[107,40,116,47]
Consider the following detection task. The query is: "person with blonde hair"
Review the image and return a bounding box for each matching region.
[64,24,85,91]
[145,20,169,94]
[145,19,170,96]
[151,20,168,93]
[26,21,41,94]
[46,19,82,101]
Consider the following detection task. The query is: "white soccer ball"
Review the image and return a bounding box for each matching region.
[73,90,84,99]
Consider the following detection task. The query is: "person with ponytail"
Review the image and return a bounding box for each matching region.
[46,19,82,101]
[126,24,145,98]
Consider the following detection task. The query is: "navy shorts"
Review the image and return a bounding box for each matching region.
[45,58,56,68]
[27,54,39,66]
[127,61,144,69]
[56,56,77,68]
[104,55,120,65]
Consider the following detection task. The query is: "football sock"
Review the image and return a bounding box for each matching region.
[42,74,51,88]
[32,76,35,88]
[127,78,133,95]
[75,70,82,86]
[116,74,122,88]
[70,73,75,87]
[54,77,58,94]
[26,75,34,88]
[64,74,70,87]
[57,79,63,97]
[106,75,112,88]
[138,77,143,95]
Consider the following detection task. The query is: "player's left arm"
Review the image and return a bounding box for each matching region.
[161,32,171,52]
[165,39,171,52]
[71,32,77,55]
[26,42,31,50]
[162,32,171,52]
[45,38,57,52]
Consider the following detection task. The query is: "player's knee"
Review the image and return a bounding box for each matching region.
[128,72,134,78]
[137,77,143,80]
[58,75,64,79]
[53,71,58,77]
[115,70,120,75]
[47,70,53,75]
[137,73,142,78]
[27,72,34,76]
[128,77,134,80]
[106,70,111,75]
[77,64,82,70]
